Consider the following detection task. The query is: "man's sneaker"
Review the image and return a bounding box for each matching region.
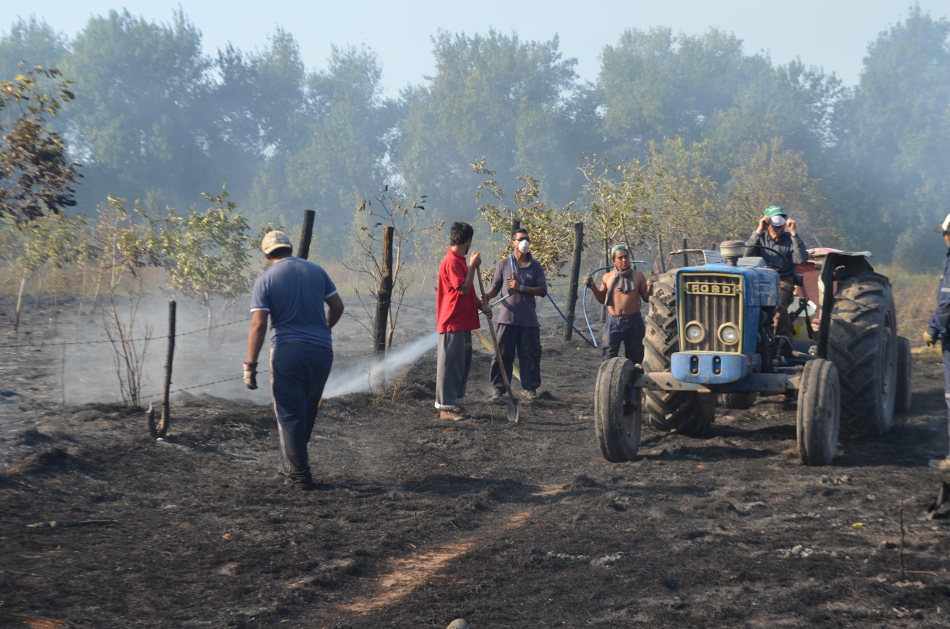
[489,387,506,403]
[440,407,466,421]
[522,388,538,400]
[929,458,950,470]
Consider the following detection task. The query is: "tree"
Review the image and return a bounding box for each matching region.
[90,196,155,406]
[722,138,826,244]
[472,158,578,275]
[597,28,767,157]
[0,65,82,222]
[579,153,667,269]
[0,212,88,332]
[65,9,212,210]
[836,6,950,260]
[397,30,582,222]
[249,44,397,242]
[0,17,67,83]
[149,186,252,331]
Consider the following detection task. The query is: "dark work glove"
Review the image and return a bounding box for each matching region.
[925,331,938,349]
[243,362,258,390]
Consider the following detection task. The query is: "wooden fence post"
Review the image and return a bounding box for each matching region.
[158,299,175,438]
[564,222,584,342]
[298,210,315,260]
[373,226,394,355]
[657,233,667,273]
[681,238,689,268]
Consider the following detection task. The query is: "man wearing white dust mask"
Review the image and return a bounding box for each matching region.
[482,228,548,401]
[745,205,808,338]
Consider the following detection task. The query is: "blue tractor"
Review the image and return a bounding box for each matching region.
[593,241,912,466]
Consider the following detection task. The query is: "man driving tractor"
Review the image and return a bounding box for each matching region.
[745,205,809,337]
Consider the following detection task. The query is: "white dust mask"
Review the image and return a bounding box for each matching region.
[517,240,530,254]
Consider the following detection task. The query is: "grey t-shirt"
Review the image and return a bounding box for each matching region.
[489,256,547,327]
[250,257,338,348]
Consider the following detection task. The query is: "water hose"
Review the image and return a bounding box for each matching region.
[489,255,598,348]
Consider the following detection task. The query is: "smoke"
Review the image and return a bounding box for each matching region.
[323,332,437,399]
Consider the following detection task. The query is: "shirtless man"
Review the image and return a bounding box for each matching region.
[585,244,654,363]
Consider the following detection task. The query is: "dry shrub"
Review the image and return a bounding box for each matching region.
[880,265,937,343]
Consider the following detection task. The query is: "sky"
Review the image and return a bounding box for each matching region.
[5,1,948,95]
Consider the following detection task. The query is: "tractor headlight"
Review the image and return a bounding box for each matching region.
[718,323,740,345]
[684,321,706,344]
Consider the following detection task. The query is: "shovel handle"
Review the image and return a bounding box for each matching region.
[476,272,514,393]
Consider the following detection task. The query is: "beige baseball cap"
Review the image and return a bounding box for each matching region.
[261,230,292,254]
[934,214,950,233]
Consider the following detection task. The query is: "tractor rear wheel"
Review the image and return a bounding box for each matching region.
[594,357,642,462]
[797,358,840,466]
[895,335,912,415]
[827,272,897,438]
[642,272,718,435]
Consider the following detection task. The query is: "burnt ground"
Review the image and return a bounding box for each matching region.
[2,296,950,628]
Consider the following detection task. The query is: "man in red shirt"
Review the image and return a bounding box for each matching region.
[436,222,491,420]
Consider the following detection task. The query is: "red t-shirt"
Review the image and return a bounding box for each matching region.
[436,249,480,333]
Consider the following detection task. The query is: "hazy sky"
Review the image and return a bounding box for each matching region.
[7,1,948,94]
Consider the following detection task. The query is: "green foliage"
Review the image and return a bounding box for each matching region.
[149,186,252,311]
[472,158,577,275]
[722,138,826,243]
[1,6,947,269]
[399,30,584,221]
[579,153,665,263]
[0,17,67,82]
[250,44,397,242]
[64,9,211,209]
[835,6,950,257]
[0,65,82,221]
[0,212,89,279]
[598,28,764,154]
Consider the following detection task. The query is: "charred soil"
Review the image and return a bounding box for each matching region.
[2,301,950,628]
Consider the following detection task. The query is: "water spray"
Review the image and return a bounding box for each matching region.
[322,332,438,399]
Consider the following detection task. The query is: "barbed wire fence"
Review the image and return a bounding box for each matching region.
[1,262,588,422]
[0,299,435,410]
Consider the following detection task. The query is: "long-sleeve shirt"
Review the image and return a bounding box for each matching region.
[927,251,950,340]
[745,230,808,277]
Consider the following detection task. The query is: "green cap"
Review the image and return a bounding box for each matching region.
[763,205,786,218]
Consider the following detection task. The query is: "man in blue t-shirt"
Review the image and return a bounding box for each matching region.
[245,231,344,490]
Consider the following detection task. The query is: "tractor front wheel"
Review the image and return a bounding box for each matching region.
[594,357,642,462]
[797,358,841,466]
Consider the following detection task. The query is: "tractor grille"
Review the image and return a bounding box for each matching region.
[679,274,743,353]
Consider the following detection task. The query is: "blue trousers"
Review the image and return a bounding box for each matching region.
[942,342,950,457]
[270,343,333,482]
[490,324,542,390]
[602,312,645,364]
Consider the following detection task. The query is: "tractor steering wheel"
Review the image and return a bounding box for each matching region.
[750,244,791,274]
